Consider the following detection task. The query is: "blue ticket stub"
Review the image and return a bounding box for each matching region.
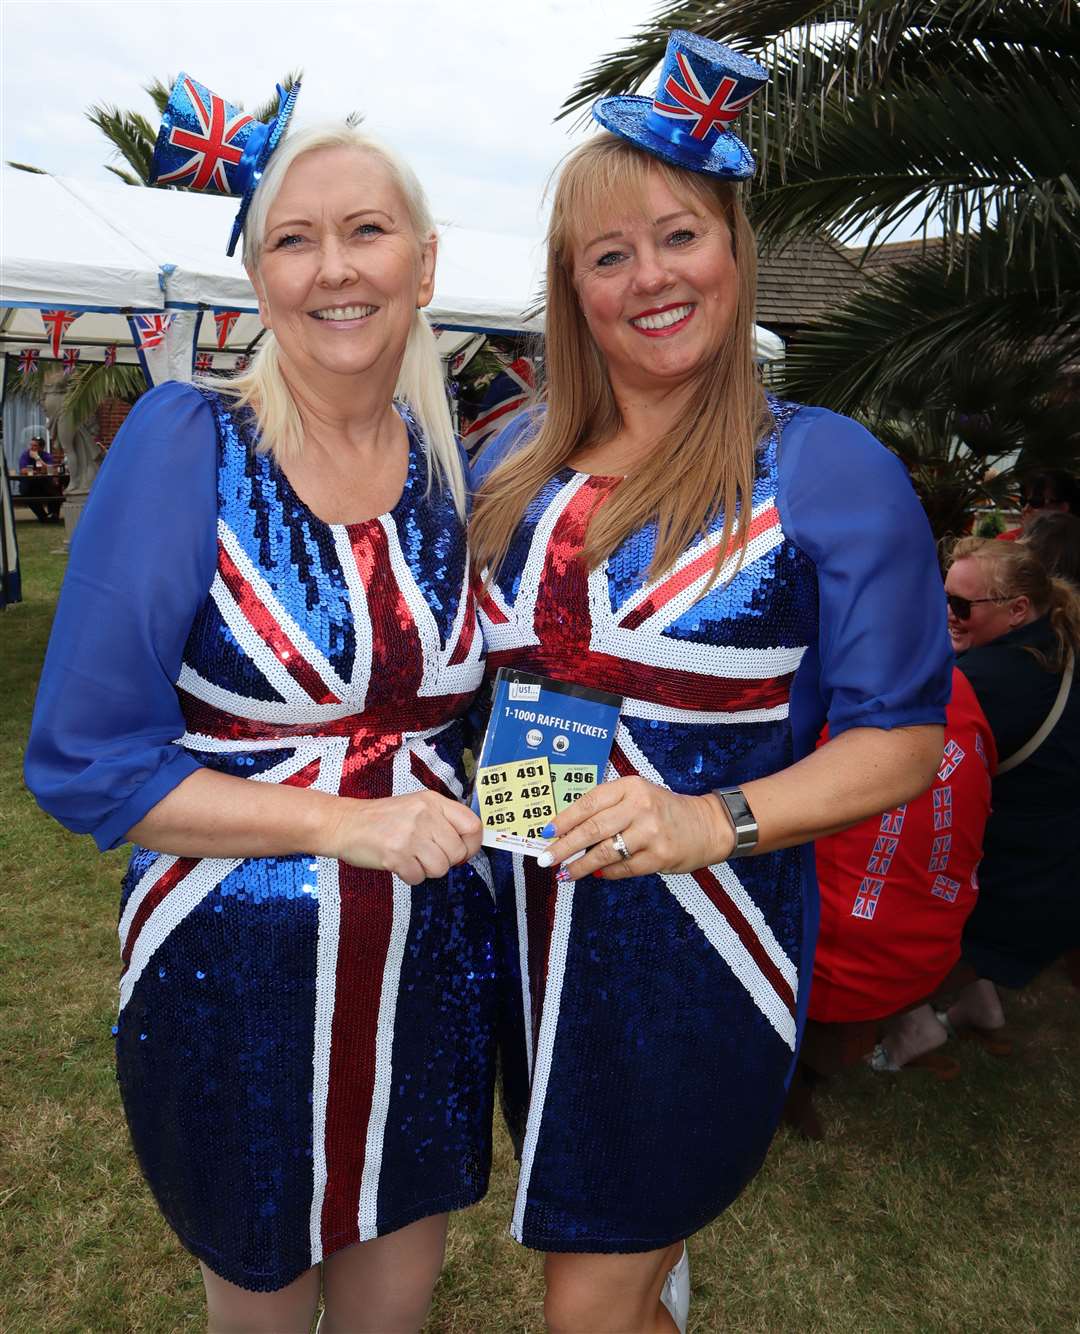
[472,669,623,855]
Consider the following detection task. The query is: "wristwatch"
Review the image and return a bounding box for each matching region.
[712,787,759,859]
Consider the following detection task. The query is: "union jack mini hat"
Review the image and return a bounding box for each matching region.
[150,73,301,256]
[593,31,766,179]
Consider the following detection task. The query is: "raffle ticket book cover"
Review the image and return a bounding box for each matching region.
[471,669,623,856]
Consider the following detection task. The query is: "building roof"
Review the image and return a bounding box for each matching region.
[842,237,945,274]
[756,234,864,334]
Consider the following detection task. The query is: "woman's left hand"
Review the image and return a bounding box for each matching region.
[537,775,733,880]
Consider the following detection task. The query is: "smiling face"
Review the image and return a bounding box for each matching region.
[944,555,1031,652]
[569,168,738,395]
[251,146,435,392]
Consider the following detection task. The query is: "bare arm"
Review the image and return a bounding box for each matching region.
[538,723,943,879]
[128,766,482,886]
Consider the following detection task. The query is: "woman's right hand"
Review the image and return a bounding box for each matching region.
[324,791,484,885]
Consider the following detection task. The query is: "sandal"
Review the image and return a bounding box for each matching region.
[867,1043,960,1081]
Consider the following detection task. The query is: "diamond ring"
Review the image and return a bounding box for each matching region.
[611,832,631,861]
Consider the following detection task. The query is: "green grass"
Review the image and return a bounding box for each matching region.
[2,519,1078,1332]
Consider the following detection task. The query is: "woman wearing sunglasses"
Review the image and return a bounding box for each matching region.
[940,538,1080,1045]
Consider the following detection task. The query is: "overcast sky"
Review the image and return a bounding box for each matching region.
[2,0,664,242]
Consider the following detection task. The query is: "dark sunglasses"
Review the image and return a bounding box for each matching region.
[946,593,1010,620]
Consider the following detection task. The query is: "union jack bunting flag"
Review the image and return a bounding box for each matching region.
[133,314,174,351]
[195,352,214,373]
[654,50,759,141]
[234,353,250,372]
[62,348,81,375]
[214,310,241,348]
[103,344,117,367]
[461,356,536,455]
[18,348,40,376]
[154,76,254,194]
[40,310,79,358]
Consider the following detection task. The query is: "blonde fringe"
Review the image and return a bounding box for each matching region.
[471,135,770,587]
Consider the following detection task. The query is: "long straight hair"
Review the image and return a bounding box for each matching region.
[950,535,1080,671]
[470,134,770,583]
[209,123,464,519]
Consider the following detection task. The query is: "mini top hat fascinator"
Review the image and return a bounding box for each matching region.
[149,73,301,256]
[593,30,767,179]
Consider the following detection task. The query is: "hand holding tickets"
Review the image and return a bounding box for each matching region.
[472,670,621,855]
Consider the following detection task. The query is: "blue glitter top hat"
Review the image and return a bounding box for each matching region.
[149,73,301,256]
[593,31,767,179]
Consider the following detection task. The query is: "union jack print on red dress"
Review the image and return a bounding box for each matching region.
[155,78,254,193]
[653,50,758,140]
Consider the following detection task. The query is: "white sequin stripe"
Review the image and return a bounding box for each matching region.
[510,878,574,1242]
[616,723,797,988]
[597,625,806,681]
[118,856,244,1014]
[481,473,592,655]
[625,520,786,638]
[218,521,352,702]
[206,570,310,707]
[307,850,340,1266]
[513,855,534,1079]
[379,515,445,698]
[619,696,789,727]
[331,524,374,709]
[469,851,496,907]
[610,497,780,630]
[408,736,464,798]
[176,665,365,726]
[117,746,326,959]
[357,874,412,1240]
[662,871,797,1050]
[117,854,180,953]
[307,738,347,1265]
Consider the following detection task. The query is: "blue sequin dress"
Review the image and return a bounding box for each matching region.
[473,398,951,1252]
[26,383,497,1290]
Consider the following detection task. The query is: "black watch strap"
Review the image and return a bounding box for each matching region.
[713,787,759,859]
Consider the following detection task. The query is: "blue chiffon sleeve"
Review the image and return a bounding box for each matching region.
[469,407,544,491]
[25,381,219,851]
[776,406,951,742]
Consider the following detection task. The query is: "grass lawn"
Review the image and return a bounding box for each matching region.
[2,519,1078,1332]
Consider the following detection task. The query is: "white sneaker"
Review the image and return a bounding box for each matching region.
[659,1243,690,1333]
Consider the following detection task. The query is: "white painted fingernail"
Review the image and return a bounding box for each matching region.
[536,852,553,869]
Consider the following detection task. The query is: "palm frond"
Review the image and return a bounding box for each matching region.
[5,160,48,174]
[85,104,157,184]
[251,72,302,125]
[58,363,146,428]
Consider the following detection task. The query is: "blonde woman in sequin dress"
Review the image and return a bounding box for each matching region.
[469,33,951,1334]
[27,118,495,1333]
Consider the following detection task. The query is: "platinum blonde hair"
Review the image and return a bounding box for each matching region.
[210,123,464,518]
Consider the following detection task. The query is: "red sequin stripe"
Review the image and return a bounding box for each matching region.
[487,648,793,714]
[476,582,509,626]
[345,522,423,709]
[525,856,559,1060]
[319,752,396,1253]
[409,751,453,798]
[609,743,795,1019]
[618,505,781,631]
[178,689,474,744]
[447,582,477,666]
[217,542,342,705]
[120,757,323,969]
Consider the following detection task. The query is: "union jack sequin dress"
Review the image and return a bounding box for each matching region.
[26,384,496,1291]
[473,398,951,1252]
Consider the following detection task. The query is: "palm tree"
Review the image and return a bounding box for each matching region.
[563,2,1080,529]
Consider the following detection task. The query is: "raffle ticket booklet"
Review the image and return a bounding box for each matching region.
[471,669,623,856]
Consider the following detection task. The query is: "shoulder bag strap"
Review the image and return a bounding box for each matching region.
[996,647,1075,774]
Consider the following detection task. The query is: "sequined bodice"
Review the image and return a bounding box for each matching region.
[174,393,484,800]
[478,400,817,792]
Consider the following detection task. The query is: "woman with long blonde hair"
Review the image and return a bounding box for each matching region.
[27,80,494,1332]
[939,537,1080,1047]
[471,33,951,1333]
